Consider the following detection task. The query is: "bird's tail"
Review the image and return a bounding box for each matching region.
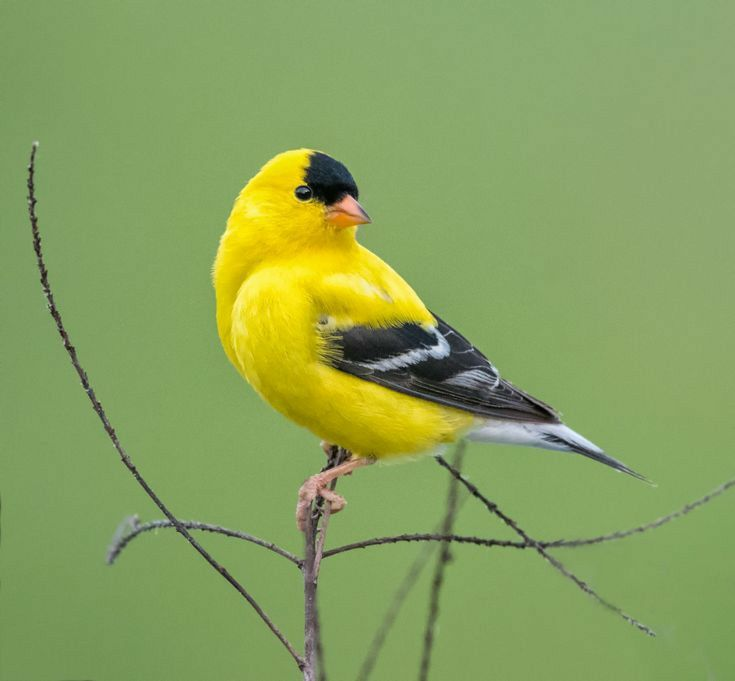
[467,421,651,483]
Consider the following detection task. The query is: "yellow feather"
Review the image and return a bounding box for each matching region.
[214,149,473,458]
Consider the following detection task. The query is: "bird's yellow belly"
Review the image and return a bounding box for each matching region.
[227,280,472,458]
[297,365,472,457]
[254,361,471,458]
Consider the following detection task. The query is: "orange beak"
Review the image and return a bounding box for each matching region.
[325,194,371,228]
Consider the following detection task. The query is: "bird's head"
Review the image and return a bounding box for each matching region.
[226,149,371,249]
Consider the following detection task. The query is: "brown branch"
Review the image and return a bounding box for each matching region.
[106,516,302,567]
[326,533,524,557]
[312,479,337,681]
[435,455,656,637]
[543,475,735,548]
[105,520,525,566]
[327,470,735,556]
[303,446,349,681]
[303,513,319,681]
[419,443,465,681]
[26,142,304,671]
[106,470,735,566]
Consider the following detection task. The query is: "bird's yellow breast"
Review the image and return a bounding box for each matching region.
[218,245,473,457]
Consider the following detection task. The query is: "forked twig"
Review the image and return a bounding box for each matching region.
[435,455,656,637]
[26,143,304,671]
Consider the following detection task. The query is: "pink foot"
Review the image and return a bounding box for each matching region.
[296,472,347,532]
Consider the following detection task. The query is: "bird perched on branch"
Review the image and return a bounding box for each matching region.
[214,149,644,531]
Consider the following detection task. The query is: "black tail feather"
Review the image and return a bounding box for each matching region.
[565,440,653,485]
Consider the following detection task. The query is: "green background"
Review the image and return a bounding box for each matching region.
[2,1,735,679]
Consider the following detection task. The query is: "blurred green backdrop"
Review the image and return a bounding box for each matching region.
[2,1,735,679]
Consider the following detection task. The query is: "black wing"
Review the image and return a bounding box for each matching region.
[322,314,560,423]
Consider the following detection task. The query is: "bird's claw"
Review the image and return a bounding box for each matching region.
[296,474,347,532]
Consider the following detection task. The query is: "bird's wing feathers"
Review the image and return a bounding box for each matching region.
[321,314,560,423]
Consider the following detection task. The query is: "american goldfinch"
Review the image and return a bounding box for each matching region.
[214,149,642,530]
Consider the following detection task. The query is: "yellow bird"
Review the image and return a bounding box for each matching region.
[214,149,642,530]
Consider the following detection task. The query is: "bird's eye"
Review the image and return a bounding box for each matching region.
[294,185,313,202]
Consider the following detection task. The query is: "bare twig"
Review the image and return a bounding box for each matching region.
[303,446,349,681]
[543,476,735,548]
[106,517,302,567]
[419,443,465,681]
[107,468,735,569]
[326,533,524,557]
[105,520,523,566]
[26,143,304,671]
[312,448,347,681]
[303,512,320,681]
[328,470,735,556]
[109,468,735,565]
[435,455,656,637]
[314,479,337,579]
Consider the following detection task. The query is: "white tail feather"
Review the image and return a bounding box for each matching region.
[467,420,647,482]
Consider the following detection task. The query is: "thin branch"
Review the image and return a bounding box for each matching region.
[107,471,735,565]
[303,512,319,681]
[326,533,524,557]
[313,476,337,579]
[327,471,735,556]
[419,443,465,681]
[313,515,330,681]
[543,475,735,548]
[26,143,304,671]
[106,516,302,567]
[312,465,340,681]
[435,455,656,637]
[303,446,349,681]
[105,521,524,565]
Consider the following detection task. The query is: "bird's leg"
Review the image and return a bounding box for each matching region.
[296,455,374,532]
[320,440,336,458]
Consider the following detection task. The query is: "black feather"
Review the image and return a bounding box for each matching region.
[542,433,650,482]
[304,152,359,205]
[323,314,560,423]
